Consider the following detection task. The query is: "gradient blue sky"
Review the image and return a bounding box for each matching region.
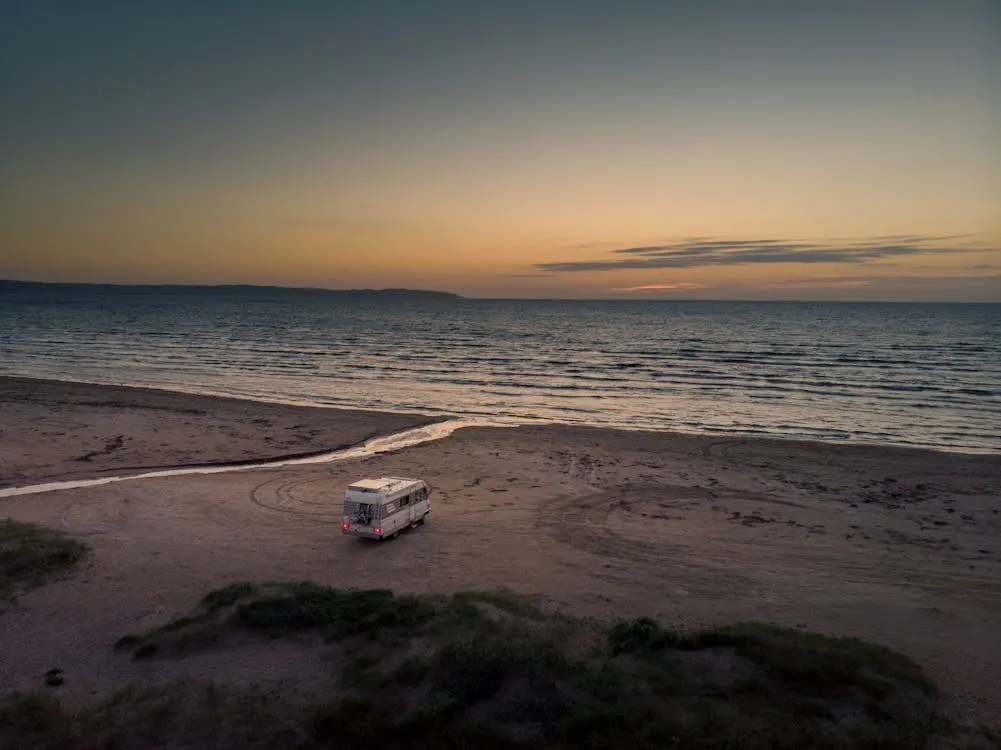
[1,0,998,299]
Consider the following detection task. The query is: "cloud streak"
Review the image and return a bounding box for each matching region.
[537,236,993,272]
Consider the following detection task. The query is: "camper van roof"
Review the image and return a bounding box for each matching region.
[347,477,421,494]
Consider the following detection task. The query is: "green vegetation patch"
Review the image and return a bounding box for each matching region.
[609,616,933,697]
[235,583,438,637]
[91,581,970,749]
[116,582,548,659]
[202,581,259,611]
[0,519,88,598]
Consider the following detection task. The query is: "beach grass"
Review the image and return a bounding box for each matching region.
[49,581,965,749]
[0,519,88,599]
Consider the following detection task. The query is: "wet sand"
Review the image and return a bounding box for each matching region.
[0,377,440,489]
[1,377,999,727]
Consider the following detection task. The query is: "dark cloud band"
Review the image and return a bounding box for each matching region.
[538,236,990,272]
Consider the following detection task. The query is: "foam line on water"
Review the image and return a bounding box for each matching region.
[0,419,487,499]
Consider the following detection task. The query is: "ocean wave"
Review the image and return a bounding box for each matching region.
[3,296,998,453]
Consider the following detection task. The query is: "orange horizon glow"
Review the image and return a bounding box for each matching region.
[1,3,998,301]
[612,284,709,293]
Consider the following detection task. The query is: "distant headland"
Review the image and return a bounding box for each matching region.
[0,280,464,301]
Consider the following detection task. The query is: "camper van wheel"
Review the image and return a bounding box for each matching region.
[391,530,400,540]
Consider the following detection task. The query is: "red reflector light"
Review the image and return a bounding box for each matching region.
[374,527,381,534]
[342,523,350,529]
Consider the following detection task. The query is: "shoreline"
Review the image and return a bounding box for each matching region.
[0,373,441,420]
[0,376,445,489]
[1,375,999,726]
[3,374,996,464]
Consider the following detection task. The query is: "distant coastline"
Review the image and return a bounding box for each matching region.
[4,279,999,305]
[0,279,464,301]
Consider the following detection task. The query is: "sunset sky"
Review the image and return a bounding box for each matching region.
[1,1,998,300]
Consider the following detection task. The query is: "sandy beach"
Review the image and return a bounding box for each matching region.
[0,377,440,489]
[1,377,999,727]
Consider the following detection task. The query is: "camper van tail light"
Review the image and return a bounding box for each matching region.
[374,527,382,534]
[342,522,350,529]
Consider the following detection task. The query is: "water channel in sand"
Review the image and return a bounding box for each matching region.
[0,419,494,499]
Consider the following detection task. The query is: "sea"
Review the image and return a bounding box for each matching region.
[1,283,999,454]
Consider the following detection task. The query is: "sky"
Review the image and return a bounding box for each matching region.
[0,0,998,300]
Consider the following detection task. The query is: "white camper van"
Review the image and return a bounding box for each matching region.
[341,476,430,540]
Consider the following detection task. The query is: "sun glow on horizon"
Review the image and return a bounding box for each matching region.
[0,2,998,300]
[611,284,709,293]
